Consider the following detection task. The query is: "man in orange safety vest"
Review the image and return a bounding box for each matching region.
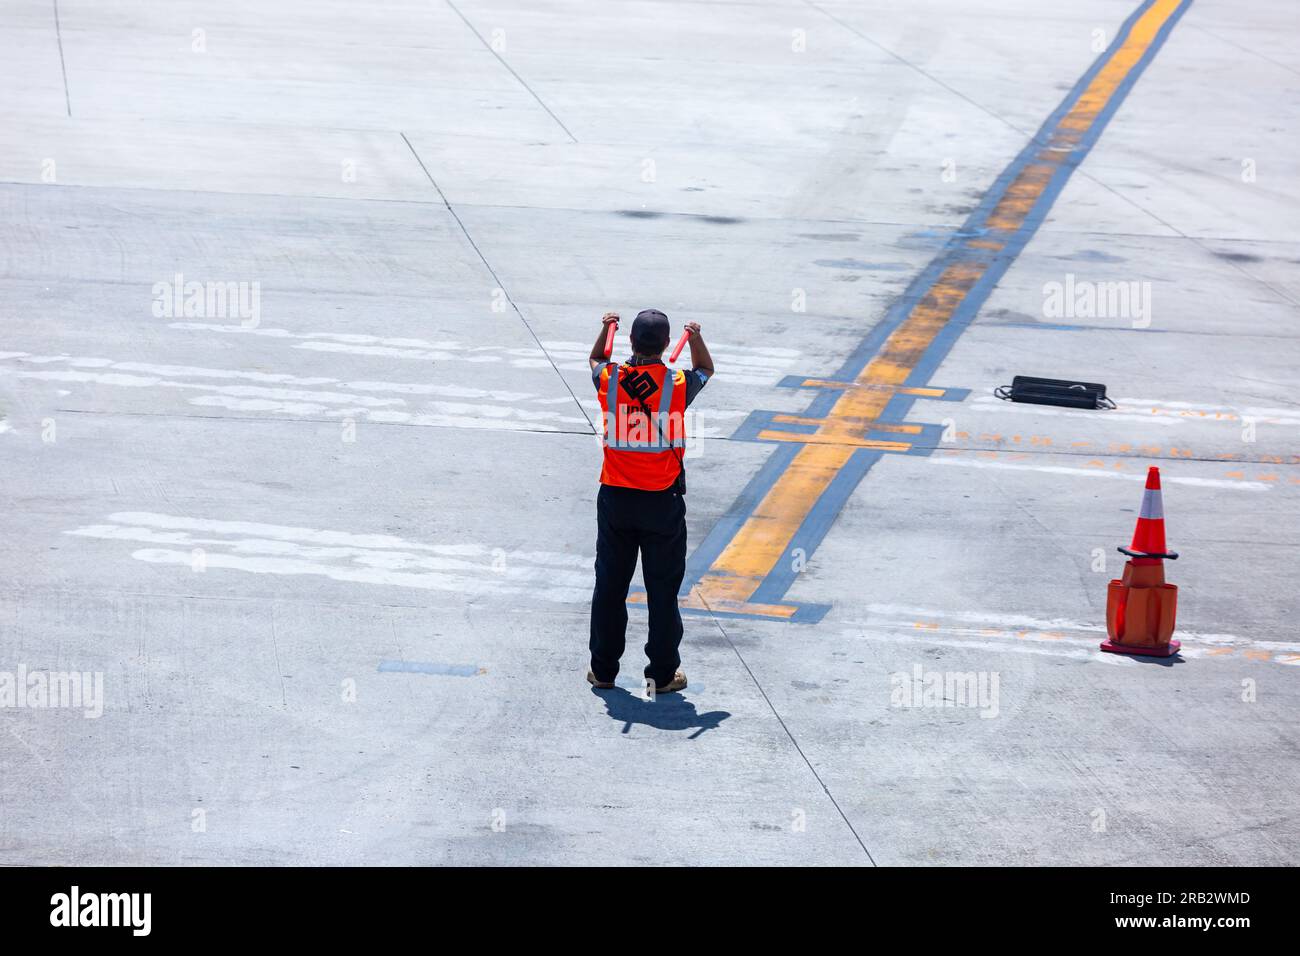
[586,309,714,694]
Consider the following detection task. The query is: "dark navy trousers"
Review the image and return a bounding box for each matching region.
[589,484,687,686]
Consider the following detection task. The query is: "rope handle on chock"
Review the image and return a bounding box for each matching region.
[1118,546,1179,560]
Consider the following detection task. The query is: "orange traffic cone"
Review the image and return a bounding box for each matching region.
[1102,467,1180,657]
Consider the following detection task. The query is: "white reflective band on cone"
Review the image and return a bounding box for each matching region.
[1139,488,1164,520]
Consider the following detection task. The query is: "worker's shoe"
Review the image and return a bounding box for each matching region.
[586,670,615,690]
[653,670,688,694]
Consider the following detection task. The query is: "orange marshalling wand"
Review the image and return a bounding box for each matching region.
[1102,466,1180,657]
[668,330,690,364]
[603,321,618,359]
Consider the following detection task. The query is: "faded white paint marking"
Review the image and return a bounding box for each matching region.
[854,603,1100,635]
[9,368,405,407]
[970,394,1300,427]
[67,513,593,602]
[1118,398,1300,425]
[0,352,590,433]
[842,626,1133,665]
[170,322,803,386]
[965,400,1182,426]
[928,454,1269,491]
[841,602,1297,659]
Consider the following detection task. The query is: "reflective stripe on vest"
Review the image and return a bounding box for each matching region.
[604,364,685,452]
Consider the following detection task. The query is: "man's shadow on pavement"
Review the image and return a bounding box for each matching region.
[591,687,731,739]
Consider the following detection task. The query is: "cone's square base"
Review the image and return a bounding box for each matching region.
[1099,639,1181,658]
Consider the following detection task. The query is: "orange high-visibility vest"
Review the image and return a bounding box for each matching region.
[597,361,688,491]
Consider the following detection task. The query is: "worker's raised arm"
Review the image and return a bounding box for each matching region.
[684,321,713,377]
[589,312,619,371]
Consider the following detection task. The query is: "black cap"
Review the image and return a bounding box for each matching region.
[630,309,670,354]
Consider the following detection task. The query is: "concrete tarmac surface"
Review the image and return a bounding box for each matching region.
[2,0,1298,865]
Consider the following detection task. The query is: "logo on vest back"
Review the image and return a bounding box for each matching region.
[620,369,659,403]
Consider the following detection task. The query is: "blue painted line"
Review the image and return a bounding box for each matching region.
[679,601,830,625]
[682,440,802,586]
[676,0,1193,619]
[378,660,482,677]
[749,447,885,610]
